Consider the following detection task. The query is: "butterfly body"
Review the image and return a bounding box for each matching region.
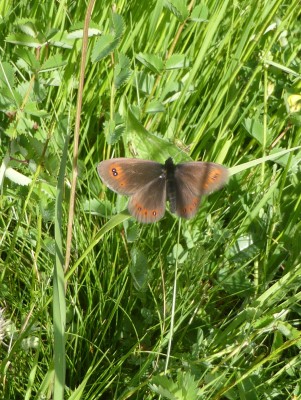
[97,157,228,223]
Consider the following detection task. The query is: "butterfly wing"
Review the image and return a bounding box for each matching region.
[128,178,167,223]
[173,162,228,219]
[97,158,164,195]
[97,158,228,222]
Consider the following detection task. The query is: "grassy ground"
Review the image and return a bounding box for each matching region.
[1,0,301,399]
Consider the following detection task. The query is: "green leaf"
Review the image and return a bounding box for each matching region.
[67,21,102,38]
[132,71,155,95]
[177,371,201,399]
[150,375,178,399]
[150,372,201,400]
[190,4,209,22]
[124,223,139,242]
[289,113,301,127]
[23,102,48,117]
[243,117,272,146]
[40,54,67,72]
[0,87,22,106]
[5,33,45,48]
[48,30,74,49]
[40,181,56,200]
[114,53,131,88]
[15,48,40,71]
[161,80,183,103]
[15,20,38,37]
[104,118,124,145]
[167,244,187,264]
[111,12,124,39]
[164,0,189,21]
[4,167,32,186]
[165,54,189,70]
[91,34,117,62]
[0,93,13,108]
[91,13,124,62]
[0,61,15,88]
[125,105,186,161]
[4,112,36,137]
[129,248,149,291]
[136,53,164,74]
[145,101,165,113]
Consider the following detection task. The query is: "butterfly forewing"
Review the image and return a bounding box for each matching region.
[175,162,229,196]
[97,158,164,195]
[128,177,166,223]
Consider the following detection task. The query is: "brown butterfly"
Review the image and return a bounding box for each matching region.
[97,157,228,223]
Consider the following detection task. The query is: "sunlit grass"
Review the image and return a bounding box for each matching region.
[1,0,301,399]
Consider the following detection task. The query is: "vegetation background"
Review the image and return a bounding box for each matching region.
[1,0,301,399]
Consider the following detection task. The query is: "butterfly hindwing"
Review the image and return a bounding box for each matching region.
[128,177,166,223]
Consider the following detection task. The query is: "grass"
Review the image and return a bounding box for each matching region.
[1,0,301,399]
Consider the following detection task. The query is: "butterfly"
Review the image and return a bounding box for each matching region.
[97,157,228,223]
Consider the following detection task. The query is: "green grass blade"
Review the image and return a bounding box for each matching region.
[53,133,69,399]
